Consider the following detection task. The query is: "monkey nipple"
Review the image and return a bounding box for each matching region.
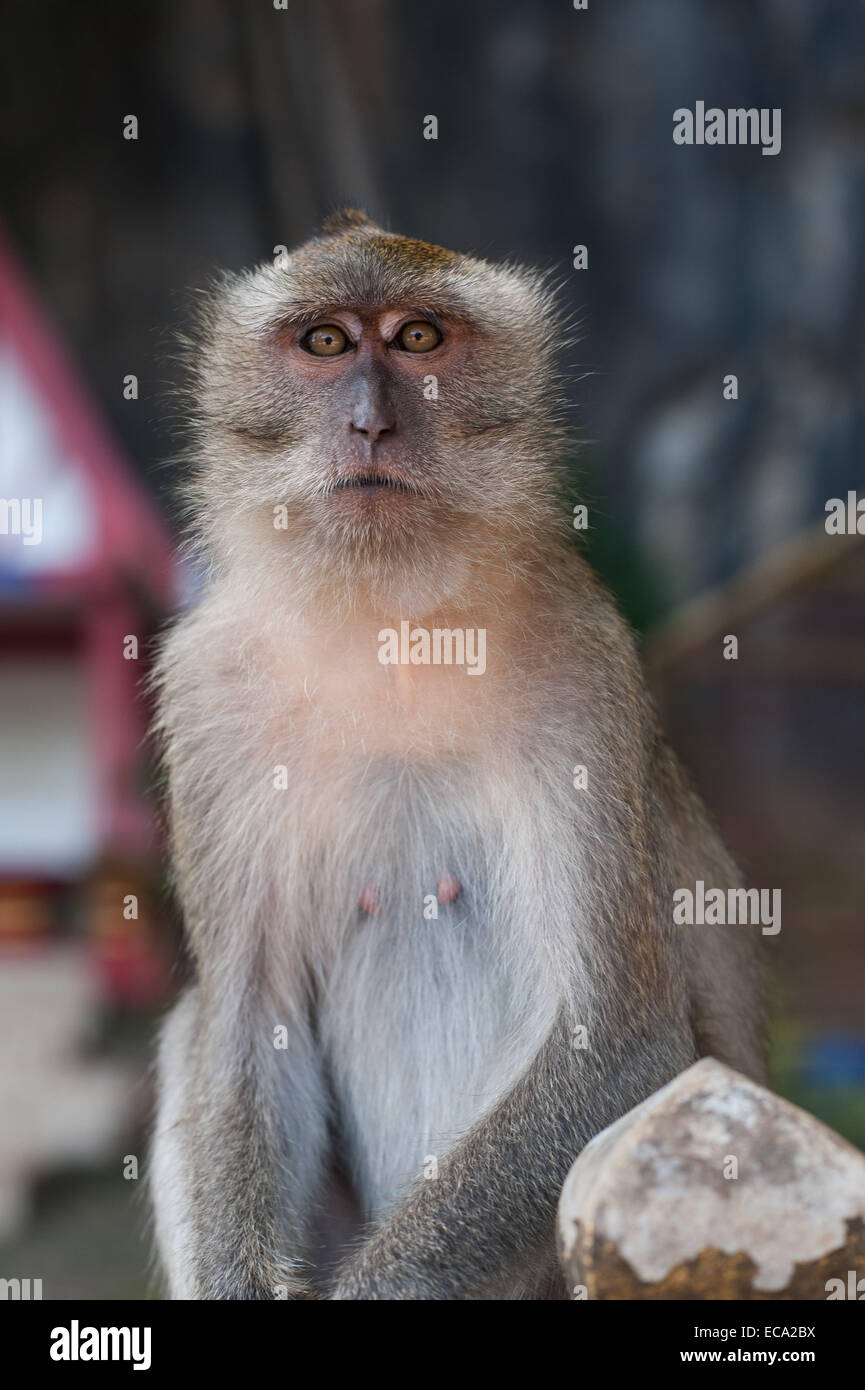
[359,885,380,915]
[436,875,462,905]
[358,877,462,914]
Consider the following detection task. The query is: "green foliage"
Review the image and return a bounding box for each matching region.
[562,447,666,636]
[769,1018,865,1154]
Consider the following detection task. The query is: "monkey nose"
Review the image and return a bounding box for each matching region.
[349,410,395,441]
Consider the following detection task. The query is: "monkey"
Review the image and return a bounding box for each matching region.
[150,209,765,1301]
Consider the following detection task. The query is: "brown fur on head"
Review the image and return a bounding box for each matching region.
[183,211,570,613]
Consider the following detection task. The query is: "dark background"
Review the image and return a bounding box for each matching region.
[1,0,863,1297]
[5,0,864,611]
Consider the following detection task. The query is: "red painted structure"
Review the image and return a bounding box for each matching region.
[0,225,178,1002]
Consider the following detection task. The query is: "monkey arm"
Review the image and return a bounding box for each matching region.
[151,624,338,1298]
[152,977,331,1300]
[330,999,697,1301]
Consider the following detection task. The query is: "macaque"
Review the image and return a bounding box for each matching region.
[150,210,765,1300]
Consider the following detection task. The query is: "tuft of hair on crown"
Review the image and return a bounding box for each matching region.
[318,207,378,237]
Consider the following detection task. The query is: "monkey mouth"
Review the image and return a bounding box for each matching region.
[329,473,419,497]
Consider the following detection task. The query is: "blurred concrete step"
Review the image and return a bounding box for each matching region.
[0,947,132,1240]
[0,947,102,1061]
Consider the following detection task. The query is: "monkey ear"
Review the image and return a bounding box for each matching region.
[320,208,377,236]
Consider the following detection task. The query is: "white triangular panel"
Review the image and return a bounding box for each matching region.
[0,339,98,575]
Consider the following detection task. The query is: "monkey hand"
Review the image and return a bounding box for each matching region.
[196,1256,319,1301]
[328,1224,448,1301]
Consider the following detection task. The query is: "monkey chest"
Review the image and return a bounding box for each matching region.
[310,770,554,1219]
[320,899,549,1221]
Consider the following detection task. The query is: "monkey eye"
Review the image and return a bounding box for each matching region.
[395,320,441,353]
[302,324,350,356]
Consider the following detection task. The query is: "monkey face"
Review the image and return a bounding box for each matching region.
[187,212,568,597]
[278,303,472,519]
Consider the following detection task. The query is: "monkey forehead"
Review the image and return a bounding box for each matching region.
[232,230,552,337]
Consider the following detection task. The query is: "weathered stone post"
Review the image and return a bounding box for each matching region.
[558,1058,865,1299]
